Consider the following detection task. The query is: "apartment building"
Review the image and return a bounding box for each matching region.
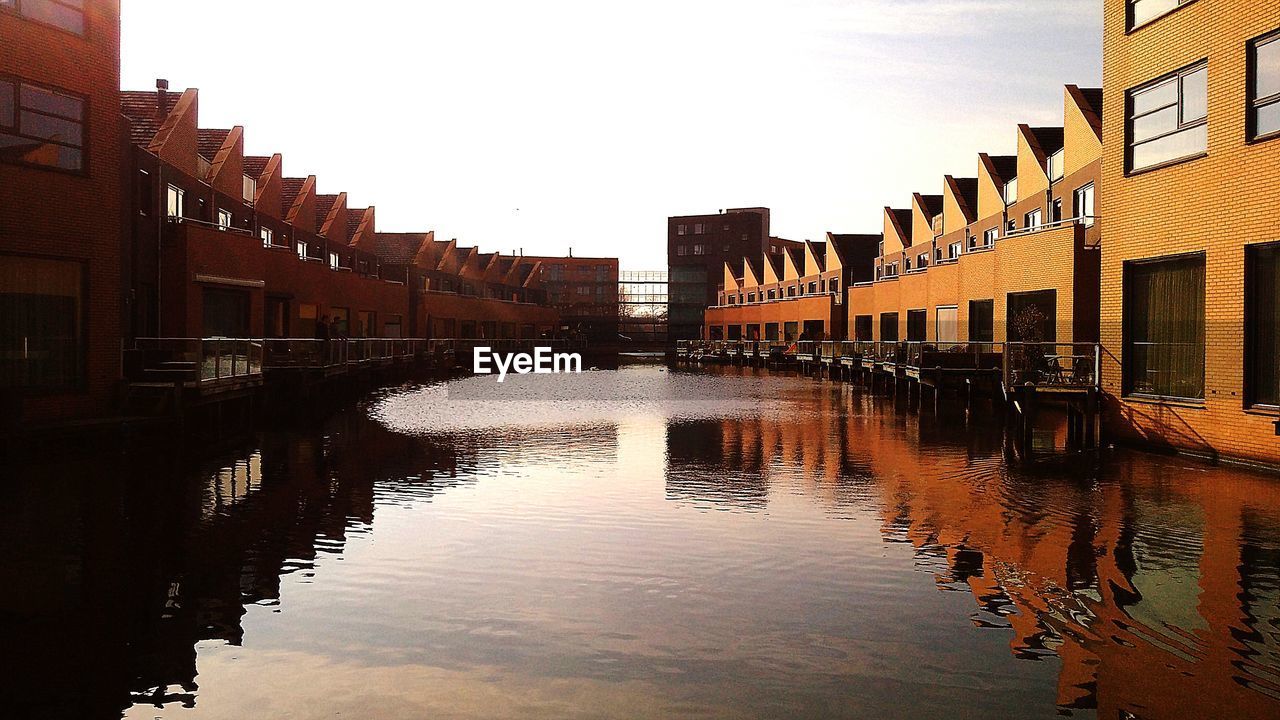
[1101,0,1280,464]
[532,255,620,341]
[846,86,1102,348]
[704,234,879,342]
[118,81,565,346]
[0,0,125,425]
[668,207,774,342]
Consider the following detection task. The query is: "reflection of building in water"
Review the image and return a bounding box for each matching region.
[665,379,1280,716]
[0,411,477,718]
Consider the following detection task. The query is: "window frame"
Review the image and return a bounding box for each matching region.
[1073,183,1096,227]
[1126,60,1209,175]
[0,0,88,38]
[1245,241,1280,410]
[0,75,88,174]
[0,252,89,395]
[1248,29,1280,143]
[1127,0,1198,33]
[1121,251,1207,402]
[165,184,184,219]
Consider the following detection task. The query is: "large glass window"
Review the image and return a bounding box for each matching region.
[1128,62,1208,172]
[1247,243,1280,407]
[879,312,898,342]
[936,306,958,344]
[1124,255,1205,400]
[907,309,927,342]
[854,315,873,341]
[1007,290,1057,343]
[0,255,83,391]
[1250,30,1280,140]
[0,78,85,171]
[968,300,994,343]
[1130,0,1196,30]
[1,0,85,36]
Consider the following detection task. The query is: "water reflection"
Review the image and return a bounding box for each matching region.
[0,364,1277,719]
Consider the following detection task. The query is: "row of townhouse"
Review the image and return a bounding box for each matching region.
[704,0,1280,466]
[0,1,611,428]
[705,84,1102,349]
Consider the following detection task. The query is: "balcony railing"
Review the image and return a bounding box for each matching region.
[1002,342,1101,391]
[132,338,263,382]
[1004,215,1098,241]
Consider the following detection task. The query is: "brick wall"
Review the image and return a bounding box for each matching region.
[1101,0,1280,465]
[0,2,124,423]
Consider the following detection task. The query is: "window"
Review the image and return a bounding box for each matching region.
[242,174,257,204]
[1003,178,1018,206]
[1051,199,1063,223]
[385,315,403,339]
[693,223,705,234]
[879,312,899,342]
[968,300,994,343]
[767,289,776,300]
[1129,0,1196,30]
[1047,149,1065,183]
[1124,254,1205,400]
[2,0,85,35]
[1007,290,1057,343]
[0,78,85,171]
[296,240,307,259]
[329,252,339,270]
[1024,208,1043,230]
[675,245,688,256]
[829,279,839,294]
[747,293,756,303]
[0,255,83,391]
[1073,183,1095,226]
[692,244,706,256]
[982,228,998,247]
[1128,62,1208,172]
[936,306,958,344]
[808,281,817,294]
[260,227,273,248]
[854,315,873,341]
[1246,243,1280,407]
[917,252,929,269]
[1250,30,1280,140]
[907,309,927,342]
[166,184,184,218]
[765,323,779,342]
[356,310,376,338]
[787,286,796,297]
[947,241,962,260]
[217,208,232,230]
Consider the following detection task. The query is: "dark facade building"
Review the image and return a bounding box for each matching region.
[667,207,774,342]
[0,0,125,426]
[531,255,620,341]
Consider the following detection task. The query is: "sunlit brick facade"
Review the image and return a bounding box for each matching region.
[1100,0,1280,465]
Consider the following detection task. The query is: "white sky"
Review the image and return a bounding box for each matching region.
[121,0,1101,270]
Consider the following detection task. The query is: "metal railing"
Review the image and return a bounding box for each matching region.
[1004,215,1098,240]
[1002,342,1101,390]
[133,338,264,381]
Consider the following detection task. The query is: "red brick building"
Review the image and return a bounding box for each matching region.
[0,0,125,425]
[530,255,619,341]
[120,82,563,344]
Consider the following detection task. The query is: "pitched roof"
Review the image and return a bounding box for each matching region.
[197,128,230,161]
[1077,88,1103,118]
[952,177,979,216]
[347,208,367,239]
[1030,126,1065,155]
[315,194,339,231]
[887,207,913,245]
[280,177,307,213]
[988,155,1018,184]
[784,245,805,272]
[243,155,270,178]
[917,194,943,217]
[121,89,178,147]
[372,233,427,265]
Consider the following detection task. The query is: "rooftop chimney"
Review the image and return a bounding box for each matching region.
[156,78,169,114]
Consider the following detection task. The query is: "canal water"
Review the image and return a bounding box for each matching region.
[3,363,1279,719]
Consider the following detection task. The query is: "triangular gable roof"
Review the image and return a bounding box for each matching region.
[762,252,784,285]
[1017,124,1060,201]
[883,207,912,254]
[977,154,1015,221]
[911,193,942,248]
[121,89,179,147]
[743,256,762,288]
[1065,85,1104,176]
[804,240,827,276]
[372,232,428,265]
[723,262,741,294]
[942,176,978,233]
[782,246,805,282]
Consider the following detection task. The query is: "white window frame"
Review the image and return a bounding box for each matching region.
[165,184,184,219]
